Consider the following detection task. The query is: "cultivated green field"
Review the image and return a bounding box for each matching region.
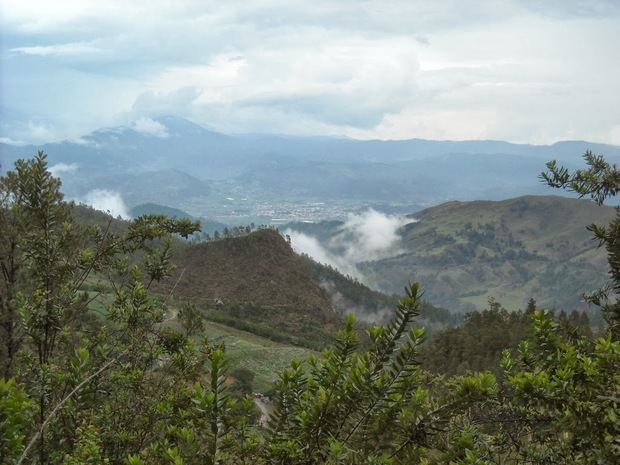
[86,290,314,393]
[202,321,315,393]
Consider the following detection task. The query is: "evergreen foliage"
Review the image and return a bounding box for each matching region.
[421,298,593,376]
[0,151,618,464]
[421,299,531,376]
[543,150,620,336]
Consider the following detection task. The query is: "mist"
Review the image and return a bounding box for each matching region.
[49,162,78,177]
[81,189,131,219]
[285,209,415,284]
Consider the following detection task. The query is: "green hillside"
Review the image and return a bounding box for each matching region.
[302,255,459,330]
[156,229,344,348]
[70,204,441,346]
[199,321,314,393]
[129,202,194,219]
[363,195,615,312]
[4,151,619,465]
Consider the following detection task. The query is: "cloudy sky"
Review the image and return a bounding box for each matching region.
[1,0,619,144]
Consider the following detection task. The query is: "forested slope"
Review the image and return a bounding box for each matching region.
[363,195,615,311]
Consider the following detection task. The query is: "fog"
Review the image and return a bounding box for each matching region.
[285,209,415,284]
[49,162,77,177]
[81,189,130,219]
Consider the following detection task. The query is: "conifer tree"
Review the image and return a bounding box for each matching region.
[542,150,620,337]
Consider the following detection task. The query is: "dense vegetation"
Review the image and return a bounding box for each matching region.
[303,256,459,330]
[154,228,342,350]
[360,195,615,312]
[421,298,592,376]
[1,151,619,464]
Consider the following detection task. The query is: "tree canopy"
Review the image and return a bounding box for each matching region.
[0,151,618,464]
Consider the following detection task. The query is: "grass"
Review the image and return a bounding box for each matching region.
[202,321,315,393]
[84,290,314,393]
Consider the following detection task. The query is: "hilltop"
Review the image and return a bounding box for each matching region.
[157,229,343,348]
[361,195,615,312]
[70,204,449,347]
[158,228,457,345]
[130,202,194,219]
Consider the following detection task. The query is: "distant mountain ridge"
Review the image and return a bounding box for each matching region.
[2,116,620,219]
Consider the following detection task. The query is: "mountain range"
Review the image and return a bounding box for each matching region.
[286,195,615,313]
[4,117,619,316]
[2,116,620,224]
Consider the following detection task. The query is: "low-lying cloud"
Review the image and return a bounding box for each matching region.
[10,41,101,57]
[49,162,78,176]
[337,209,409,263]
[131,117,169,137]
[285,209,415,283]
[82,189,130,219]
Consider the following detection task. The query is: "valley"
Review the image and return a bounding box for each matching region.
[4,3,620,462]
[284,195,615,313]
[3,116,620,225]
[4,117,616,314]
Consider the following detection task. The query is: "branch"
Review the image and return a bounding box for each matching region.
[16,355,119,465]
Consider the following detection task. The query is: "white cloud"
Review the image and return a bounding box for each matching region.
[286,209,416,283]
[49,163,78,176]
[81,189,130,219]
[336,209,411,261]
[348,108,496,141]
[134,36,421,132]
[288,230,357,274]
[67,136,99,146]
[131,117,169,137]
[1,1,620,144]
[10,42,101,56]
[0,136,25,145]
[27,122,56,142]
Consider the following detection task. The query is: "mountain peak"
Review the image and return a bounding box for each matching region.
[151,116,227,138]
[84,116,226,143]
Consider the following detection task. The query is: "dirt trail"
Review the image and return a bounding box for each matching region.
[253,395,270,428]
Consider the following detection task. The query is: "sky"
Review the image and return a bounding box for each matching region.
[1,0,619,145]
